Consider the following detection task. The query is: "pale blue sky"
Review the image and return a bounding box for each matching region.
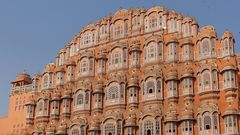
[0,0,239,115]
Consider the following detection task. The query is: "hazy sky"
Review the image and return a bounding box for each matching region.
[0,0,239,115]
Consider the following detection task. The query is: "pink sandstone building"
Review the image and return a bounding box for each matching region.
[0,6,239,135]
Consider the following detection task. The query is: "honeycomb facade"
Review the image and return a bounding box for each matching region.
[1,6,239,135]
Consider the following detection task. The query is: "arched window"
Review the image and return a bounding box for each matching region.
[198,115,203,132]
[144,120,154,135]
[80,60,88,73]
[144,42,157,63]
[212,70,218,89]
[146,81,155,94]
[112,50,122,65]
[42,73,50,89]
[77,94,83,105]
[114,24,123,38]
[198,73,202,92]
[81,126,85,135]
[167,80,178,97]
[148,45,157,59]
[132,16,140,30]
[223,70,236,88]
[108,86,119,99]
[155,117,161,135]
[204,115,211,130]
[105,123,115,135]
[100,25,107,38]
[85,93,89,104]
[202,70,211,91]
[38,101,43,112]
[142,82,145,95]
[213,113,218,130]
[201,38,210,58]
[149,16,157,30]
[156,79,162,93]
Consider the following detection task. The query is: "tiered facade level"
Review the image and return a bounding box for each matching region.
[0,6,239,135]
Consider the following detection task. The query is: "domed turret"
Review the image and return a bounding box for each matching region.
[12,71,32,87]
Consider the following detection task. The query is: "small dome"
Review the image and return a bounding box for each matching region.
[66,59,76,66]
[166,69,178,81]
[180,109,194,120]
[25,95,35,105]
[128,72,139,88]
[198,25,217,38]
[62,89,72,99]
[55,66,65,73]
[165,112,178,122]
[12,71,32,84]
[222,31,234,39]
[181,38,193,46]
[52,92,61,101]
[223,105,238,116]
[93,79,104,94]
[221,65,236,73]
[125,113,137,127]
[181,67,194,79]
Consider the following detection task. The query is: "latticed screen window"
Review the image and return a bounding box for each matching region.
[148,45,156,59]
[167,122,176,134]
[149,17,157,29]
[81,127,85,135]
[117,122,122,135]
[63,99,69,108]
[95,94,102,102]
[204,115,211,130]
[80,60,88,72]
[115,25,123,37]
[38,101,43,111]
[71,129,80,135]
[132,16,140,29]
[120,83,125,98]
[105,124,115,135]
[203,72,210,85]
[77,94,83,105]
[157,79,162,93]
[201,38,210,57]
[142,82,145,95]
[113,52,121,65]
[213,113,218,130]
[199,116,203,131]
[89,59,93,71]
[223,70,235,88]
[144,120,154,135]
[146,81,155,94]
[85,93,89,104]
[182,121,193,133]
[155,118,161,135]
[123,49,127,63]
[108,86,119,99]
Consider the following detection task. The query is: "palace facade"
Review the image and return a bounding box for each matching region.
[0,6,239,135]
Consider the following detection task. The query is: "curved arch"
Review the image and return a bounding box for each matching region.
[145,6,165,16]
[144,35,163,48]
[102,116,117,124]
